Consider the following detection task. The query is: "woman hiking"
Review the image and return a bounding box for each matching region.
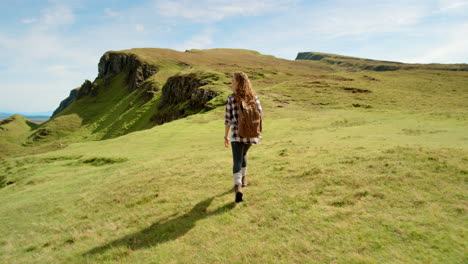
[224,71,263,203]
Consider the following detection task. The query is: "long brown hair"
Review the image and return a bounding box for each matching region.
[233,71,256,103]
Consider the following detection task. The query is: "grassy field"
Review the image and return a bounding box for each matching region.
[0,49,467,263]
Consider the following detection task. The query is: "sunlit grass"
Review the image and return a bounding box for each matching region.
[0,48,467,263]
[1,105,467,263]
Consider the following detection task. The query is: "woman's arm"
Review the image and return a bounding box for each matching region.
[224,96,232,148]
[255,95,263,117]
[224,124,230,148]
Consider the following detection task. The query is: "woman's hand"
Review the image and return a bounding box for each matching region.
[224,124,231,148]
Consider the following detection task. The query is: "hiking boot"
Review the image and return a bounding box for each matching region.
[234,184,243,203]
[235,191,243,203]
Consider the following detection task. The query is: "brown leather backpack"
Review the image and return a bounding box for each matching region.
[238,98,262,138]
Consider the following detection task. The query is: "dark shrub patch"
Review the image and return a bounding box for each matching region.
[81,157,128,166]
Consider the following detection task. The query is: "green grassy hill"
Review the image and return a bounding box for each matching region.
[0,48,467,263]
[6,48,333,155]
[0,114,47,159]
[296,51,468,71]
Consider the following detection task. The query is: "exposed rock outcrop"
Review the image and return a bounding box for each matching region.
[98,52,158,90]
[151,73,219,125]
[77,80,99,99]
[296,52,328,61]
[140,82,160,103]
[52,52,159,117]
[159,73,216,108]
[51,79,98,118]
[52,88,79,117]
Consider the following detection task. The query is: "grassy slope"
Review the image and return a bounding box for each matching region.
[0,115,32,159]
[297,51,468,71]
[0,49,467,263]
[0,115,62,159]
[15,48,332,153]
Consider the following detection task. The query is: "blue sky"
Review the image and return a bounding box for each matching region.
[1,0,467,114]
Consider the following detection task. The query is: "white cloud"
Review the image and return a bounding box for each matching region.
[104,8,119,17]
[176,27,216,50]
[213,0,468,63]
[2,0,468,113]
[408,23,468,63]
[215,1,427,52]
[45,65,75,76]
[153,0,297,22]
[0,1,177,112]
[135,24,145,32]
[309,1,430,38]
[0,3,96,112]
[1,81,81,112]
[0,29,96,65]
[437,0,468,12]
[20,18,37,24]
[40,5,75,28]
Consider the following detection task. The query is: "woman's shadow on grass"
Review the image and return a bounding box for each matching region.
[83,189,234,256]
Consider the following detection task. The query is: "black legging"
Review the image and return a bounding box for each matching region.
[231,142,252,174]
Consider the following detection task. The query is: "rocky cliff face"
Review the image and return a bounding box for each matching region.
[159,73,217,108]
[98,52,158,90]
[52,52,159,117]
[151,73,219,125]
[77,80,99,98]
[51,88,79,117]
[51,79,99,118]
[295,52,327,61]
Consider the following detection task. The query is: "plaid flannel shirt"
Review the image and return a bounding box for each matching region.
[224,93,263,144]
